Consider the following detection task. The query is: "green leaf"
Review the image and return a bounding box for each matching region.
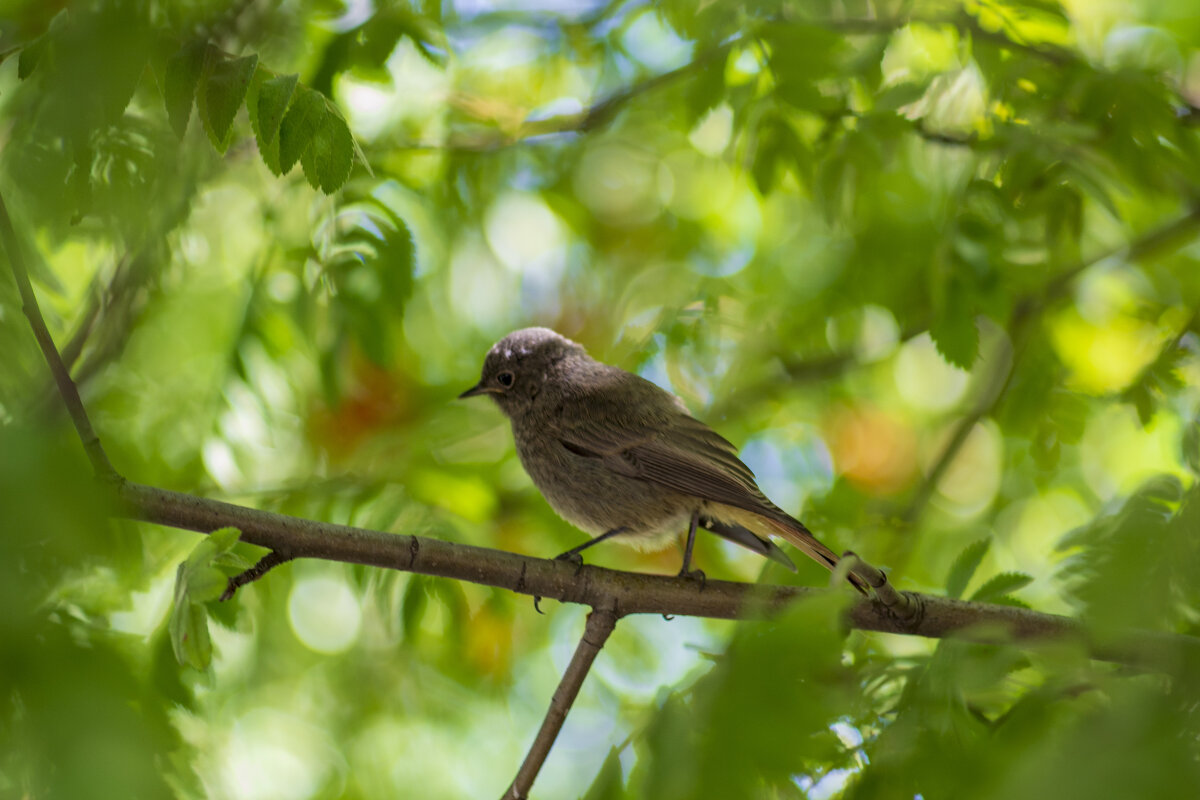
[278,85,326,174]
[946,537,990,599]
[200,52,259,152]
[208,526,242,554]
[581,747,626,800]
[970,571,1033,602]
[930,287,979,370]
[250,72,299,175]
[1183,415,1200,475]
[17,35,47,79]
[188,566,230,604]
[164,39,209,139]
[15,10,65,79]
[170,563,214,669]
[401,575,429,641]
[299,105,355,193]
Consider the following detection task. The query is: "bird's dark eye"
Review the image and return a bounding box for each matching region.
[496,371,515,387]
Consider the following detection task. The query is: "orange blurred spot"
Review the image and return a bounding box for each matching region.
[308,353,412,460]
[465,605,512,679]
[824,405,917,495]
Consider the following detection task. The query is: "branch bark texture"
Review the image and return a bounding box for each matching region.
[119,481,1200,671]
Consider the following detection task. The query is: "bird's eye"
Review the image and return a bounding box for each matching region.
[496,371,515,387]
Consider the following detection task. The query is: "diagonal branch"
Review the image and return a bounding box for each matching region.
[504,608,619,800]
[0,194,120,482]
[902,206,1200,524]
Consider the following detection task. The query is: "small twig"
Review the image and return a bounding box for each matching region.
[903,207,1200,524]
[903,332,1015,523]
[504,607,619,800]
[0,193,120,482]
[220,550,293,601]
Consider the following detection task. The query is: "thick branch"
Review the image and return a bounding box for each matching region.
[0,194,119,481]
[117,481,1200,671]
[504,608,618,800]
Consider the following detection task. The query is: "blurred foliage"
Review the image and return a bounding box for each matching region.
[2,0,1200,798]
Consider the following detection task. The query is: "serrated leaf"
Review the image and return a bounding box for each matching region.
[278,85,326,174]
[989,594,1033,609]
[930,300,979,370]
[251,72,298,175]
[299,105,355,193]
[946,537,990,598]
[200,52,258,153]
[971,571,1033,602]
[164,39,209,138]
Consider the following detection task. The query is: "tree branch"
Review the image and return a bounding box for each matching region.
[504,608,618,800]
[115,480,1200,671]
[0,193,120,482]
[902,206,1200,525]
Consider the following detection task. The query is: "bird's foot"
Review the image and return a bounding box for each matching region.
[553,550,586,576]
[677,567,706,588]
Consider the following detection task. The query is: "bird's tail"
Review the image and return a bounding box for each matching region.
[763,517,870,595]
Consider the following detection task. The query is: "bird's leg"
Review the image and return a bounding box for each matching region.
[553,527,629,567]
[677,509,706,585]
[534,528,630,613]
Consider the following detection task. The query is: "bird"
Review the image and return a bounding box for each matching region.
[459,327,868,593]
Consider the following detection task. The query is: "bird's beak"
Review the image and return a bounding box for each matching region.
[458,382,489,399]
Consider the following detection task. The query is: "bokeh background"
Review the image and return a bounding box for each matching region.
[2,0,1200,798]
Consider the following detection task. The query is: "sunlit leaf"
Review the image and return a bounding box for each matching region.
[947,538,991,599]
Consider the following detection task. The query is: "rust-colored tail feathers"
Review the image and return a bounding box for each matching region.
[764,517,870,595]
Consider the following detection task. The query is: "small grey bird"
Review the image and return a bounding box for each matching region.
[460,327,868,593]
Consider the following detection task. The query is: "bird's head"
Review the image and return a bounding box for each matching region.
[459,327,587,417]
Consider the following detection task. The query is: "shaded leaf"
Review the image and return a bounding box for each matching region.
[930,284,979,369]
[299,105,355,193]
[278,85,326,174]
[200,52,258,152]
[164,39,209,139]
[250,72,299,175]
[581,747,626,800]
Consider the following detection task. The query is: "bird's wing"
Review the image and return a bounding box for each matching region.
[555,396,784,520]
[555,384,870,594]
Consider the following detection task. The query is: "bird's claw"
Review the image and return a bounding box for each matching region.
[532,595,545,614]
[554,550,586,576]
[677,567,706,588]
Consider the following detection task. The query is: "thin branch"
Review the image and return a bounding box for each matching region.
[902,207,1200,524]
[1041,207,1200,309]
[116,480,1200,671]
[387,40,737,154]
[0,193,120,482]
[220,550,293,601]
[504,608,619,800]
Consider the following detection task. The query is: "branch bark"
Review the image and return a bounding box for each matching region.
[116,480,1200,671]
[504,608,618,800]
[0,195,119,481]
